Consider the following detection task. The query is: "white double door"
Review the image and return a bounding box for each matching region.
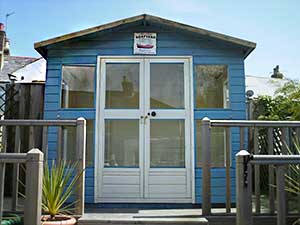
[96,57,193,203]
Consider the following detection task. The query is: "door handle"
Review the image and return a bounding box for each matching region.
[140,115,148,124]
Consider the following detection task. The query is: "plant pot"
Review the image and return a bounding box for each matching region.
[1,213,22,225]
[41,215,76,225]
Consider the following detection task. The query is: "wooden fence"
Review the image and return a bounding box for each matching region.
[0,149,43,225]
[0,118,86,223]
[200,118,300,216]
[236,151,300,225]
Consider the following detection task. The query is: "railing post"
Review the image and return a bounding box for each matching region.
[240,127,245,150]
[268,128,275,213]
[57,126,63,161]
[254,128,261,213]
[24,149,43,225]
[236,150,253,225]
[201,117,211,215]
[225,127,231,213]
[0,162,5,222]
[75,117,86,215]
[276,165,286,225]
[0,126,7,222]
[12,125,20,211]
[42,126,48,161]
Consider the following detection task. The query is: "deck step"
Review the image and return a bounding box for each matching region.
[78,213,208,225]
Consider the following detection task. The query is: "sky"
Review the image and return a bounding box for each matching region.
[0,0,299,79]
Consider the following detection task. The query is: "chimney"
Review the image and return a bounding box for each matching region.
[4,37,10,56]
[0,23,6,70]
[271,65,284,79]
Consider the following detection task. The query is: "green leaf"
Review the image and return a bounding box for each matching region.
[42,160,84,217]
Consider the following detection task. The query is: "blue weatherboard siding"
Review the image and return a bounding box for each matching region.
[43,23,246,204]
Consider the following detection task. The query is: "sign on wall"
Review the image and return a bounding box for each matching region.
[134,33,156,55]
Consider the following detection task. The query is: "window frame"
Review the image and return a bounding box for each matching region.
[60,64,96,109]
[194,64,230,110]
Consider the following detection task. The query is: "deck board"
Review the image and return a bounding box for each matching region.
[79,209,208,225]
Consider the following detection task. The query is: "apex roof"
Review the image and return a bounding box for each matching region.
[34,14,256,58]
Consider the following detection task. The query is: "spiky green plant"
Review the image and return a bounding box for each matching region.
[42,161,83,219]
[285,138,300,195]
[284,138,300,225]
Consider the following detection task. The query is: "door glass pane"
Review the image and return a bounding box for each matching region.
[150,63,184,109]
[150,120,185,167]
[105,120,139,167]
[106,63,139,109]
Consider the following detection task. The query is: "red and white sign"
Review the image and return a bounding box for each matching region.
[134,33,156,55]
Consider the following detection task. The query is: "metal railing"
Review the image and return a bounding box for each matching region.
[0,149,43,225]
[236,150,300,225]
[0,118,86,221]
[200,118,300,216]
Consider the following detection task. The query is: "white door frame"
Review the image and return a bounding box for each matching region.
[94,56,195,203]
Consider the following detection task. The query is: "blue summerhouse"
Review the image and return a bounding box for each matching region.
[34,14,255,205]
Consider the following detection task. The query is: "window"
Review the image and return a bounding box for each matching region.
[195,65,229,108]
[61,65,95,108]
[61,120,94,166]
[196,121,229,167]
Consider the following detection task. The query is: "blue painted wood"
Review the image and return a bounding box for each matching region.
[43,23,247,205]
[57,110,95,119]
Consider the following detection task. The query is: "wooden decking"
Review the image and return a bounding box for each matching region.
[79,208,300,225]
[79,209,208,225]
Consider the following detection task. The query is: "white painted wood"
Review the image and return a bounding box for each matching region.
[96,57,144,201]
[100,169,141,199]
[95,56,193,203]
[94,56,102,202]
[24,149,43,225]
[148,176,187,185]
[143,58,192,201]
[188,56,196,204]
[75,117,86,215]
[103,176,140,185]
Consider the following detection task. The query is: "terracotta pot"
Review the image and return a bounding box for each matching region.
[41,215,76,225]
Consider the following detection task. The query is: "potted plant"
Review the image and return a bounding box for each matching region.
[41,161,83,225]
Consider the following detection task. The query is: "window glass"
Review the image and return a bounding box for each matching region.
[105,63,139,109]
[150,63,184,109]
[104,120,139,167]
[61,65,95,108]
[61,120,94,166]
[196,121,228,167]
[195,65,229,108]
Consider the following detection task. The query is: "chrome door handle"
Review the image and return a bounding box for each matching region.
[140,115,148,124]
[144,115,148,124]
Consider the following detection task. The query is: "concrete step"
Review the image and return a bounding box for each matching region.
[78,213,208,225]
